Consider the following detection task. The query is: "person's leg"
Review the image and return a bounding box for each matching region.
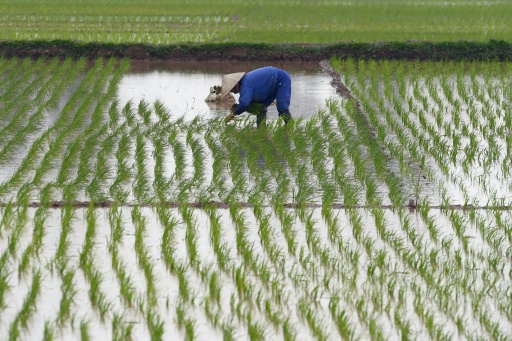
[256,106,267,128]
[247,103,267,128]
[276,70,292,124]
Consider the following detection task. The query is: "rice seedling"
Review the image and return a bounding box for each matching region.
[18,207,46,277]
[133,133,153,203]
[8,269,41,339]
[132,206,158,306]
[147,308,165,341]
[79,320,91,341]
[57,270,76,327]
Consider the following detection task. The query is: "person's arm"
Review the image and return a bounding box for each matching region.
[233,86,253,116]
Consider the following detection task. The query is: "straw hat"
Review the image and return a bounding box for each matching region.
[221,72,245,98]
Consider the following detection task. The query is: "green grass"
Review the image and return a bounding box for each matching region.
[0,0,510,44]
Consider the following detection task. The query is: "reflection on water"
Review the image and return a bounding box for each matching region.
[116,60,337,120]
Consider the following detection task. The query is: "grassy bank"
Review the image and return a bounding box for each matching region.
[1,0,511,44]
[1,40,511,61]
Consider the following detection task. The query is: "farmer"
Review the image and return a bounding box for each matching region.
[221,66,292,127]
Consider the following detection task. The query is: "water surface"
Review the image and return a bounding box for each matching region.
[116,60,337,120]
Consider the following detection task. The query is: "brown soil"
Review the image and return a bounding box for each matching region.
[319,59,355,99]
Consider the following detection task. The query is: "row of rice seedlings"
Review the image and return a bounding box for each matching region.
[151,131,171,203]
[363,78,430,206]
[356,210,458,339]
[0,57,22,95]
[0,59,87,199]
[186,121,211,201]
[0,58,75,167]
[79,202,113,320]
[0,58,99,200]
[32,58,113,187]
[219,123,251,203]
[17,207,46,278]
[131,207,158,306]
[400,208,511,339]
[58,58,123,201]
[86,103,120,201]
[5,1,511,43]
[109,128,133,203]
[69,59,129,200]
[133,133,154,203]
[393,60,509,204]
[0,205,16,310]
[325,100,380,207]
[228,126,275,205]
[294,208,369,339]
[203,123,232,202]
[338,58,467,205]
[132,207,171,340]
[0,58,58,150]
[264,123,297,207]
[0,204,29,320]
[7,269,41,340]
[107,204,137,314]
[0,57,46,127]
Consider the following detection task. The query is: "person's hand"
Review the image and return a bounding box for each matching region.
[224,113,235,125]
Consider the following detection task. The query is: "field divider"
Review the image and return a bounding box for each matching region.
[1,200,510,211]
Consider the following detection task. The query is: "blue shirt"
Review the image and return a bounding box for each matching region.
[233,66,282,116]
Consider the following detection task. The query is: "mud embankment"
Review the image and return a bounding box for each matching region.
[1,200,511,211]
[0,40,511,61]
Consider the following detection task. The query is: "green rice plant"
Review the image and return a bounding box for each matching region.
[8,269,41,339]
[298,297,327,341]
[184,317,197,341]
[0,57,45,124]
[112,313,134,341]
[0,265,9,310]
[54,204,74,267]
[133,133,153,203]
[158,207,179,273]
[108,205,137,307]
[80,320,91,341]
[186,129,207,190]
[57,270,76,327]
[6,205,28,258]
[18,207,47,277]
[246,312,266,341]
[329,298,355,341]
[169,126,187,181]
[152,133,171,203]
[153,100,171,123]
[109,134,132,201]
[204,125,230,201]
[204,205,230,273]
[176,264,191,302]
[131,206,157,304]
[180,205,198,266]
[62,61,126,200]
[147,308,165,341]
[42,321,54,341]
[0,58,59,158]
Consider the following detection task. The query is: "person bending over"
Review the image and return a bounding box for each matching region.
[222,66,292,127]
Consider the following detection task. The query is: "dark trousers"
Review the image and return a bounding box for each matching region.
[247,103,291,127]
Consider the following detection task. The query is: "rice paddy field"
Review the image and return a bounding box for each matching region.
[1,0,511,43]
[0,56,511,340]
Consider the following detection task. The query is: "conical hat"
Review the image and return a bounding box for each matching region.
[221,72,245,98]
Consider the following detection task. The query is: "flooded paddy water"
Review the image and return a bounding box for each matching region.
[1,57,512,340]
[116,60,337,121]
